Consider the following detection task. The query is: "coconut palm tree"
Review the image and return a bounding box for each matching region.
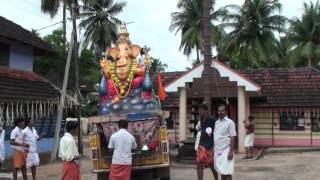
[169,0,226,63]
[79,0,126,56]
[287,1,320,67]
[220,0,286,68]
[150,58,168,74]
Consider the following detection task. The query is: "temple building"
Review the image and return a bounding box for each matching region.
[159,60,320,153]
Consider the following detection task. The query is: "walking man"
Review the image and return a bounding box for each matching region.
[108,119,137,180]
[214,104,237,180]
[22,119,45,180]
[10,117,29,180]
[0,123,5,171]
[196,103,218,180]
[243,116,255,159]
[59,121,81,180]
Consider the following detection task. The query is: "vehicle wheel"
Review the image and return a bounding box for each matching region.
[97,172,109,180]
[160,177,170,180]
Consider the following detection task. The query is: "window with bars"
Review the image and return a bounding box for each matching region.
[279,112,305,131]
[0,43,10,66]
[311,112,320,132]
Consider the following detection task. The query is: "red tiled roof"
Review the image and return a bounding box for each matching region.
[0,66,59,102]
[239,67,320,107]
[0,66,48,82]
[159,67,320,107]
[0,16,54,55]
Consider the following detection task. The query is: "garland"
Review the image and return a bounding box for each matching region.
[110,59,138,99]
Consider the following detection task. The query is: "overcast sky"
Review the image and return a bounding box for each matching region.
[0,0,317,71]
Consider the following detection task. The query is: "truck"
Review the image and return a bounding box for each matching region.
[89,114,170,180]
[88,24,170,180]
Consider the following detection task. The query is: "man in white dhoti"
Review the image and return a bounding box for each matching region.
[214,104,237,180]
[0,123,5,171]
[243,116,254,159]
[22,119,45,180]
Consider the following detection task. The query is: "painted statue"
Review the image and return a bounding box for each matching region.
[99,24,158,116]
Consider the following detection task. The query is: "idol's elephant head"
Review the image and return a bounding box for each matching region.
[108,43,141,80]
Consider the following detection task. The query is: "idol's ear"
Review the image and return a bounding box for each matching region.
[108,47,119,60]
[130,44,141,58]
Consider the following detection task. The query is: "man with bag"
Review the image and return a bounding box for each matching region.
[196,102,218,180]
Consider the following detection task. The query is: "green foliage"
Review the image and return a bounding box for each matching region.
[79,0,126,56]
[79,49,100,88]
[34,28,100,116]
[149,58,168,75]
[34,29,67,87]
[219,0,287,68]
[170,0,226,63]
[286,1,320,67]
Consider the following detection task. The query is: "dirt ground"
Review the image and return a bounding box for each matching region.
[2,137,320,180]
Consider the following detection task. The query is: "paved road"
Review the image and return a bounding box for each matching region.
[3,151,320,180]
[2,136,320,180]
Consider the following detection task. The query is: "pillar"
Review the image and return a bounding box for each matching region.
[246,93,250,117]
[179,87,187,144]
[238,86,246,153]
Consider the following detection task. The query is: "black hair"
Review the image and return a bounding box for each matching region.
[199,102,208,110]
[24,118,31,126]
[248,115,254,121]
[218,104,227,111]
[14,117,24,127]
[66,121,78,132]
[118,119,128,129]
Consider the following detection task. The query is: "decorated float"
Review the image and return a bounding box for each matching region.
[89,24,170,180]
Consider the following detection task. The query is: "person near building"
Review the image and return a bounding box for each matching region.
[196,103,218,180]
[243,116,255,159]
[59,121,81,180]
[10,117,29,180]
[0,123,5,171]
[108,119,137,180]
[214,104,237,180]
[22,118,45,180]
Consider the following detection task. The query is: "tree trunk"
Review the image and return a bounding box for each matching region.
[202,0,213,112]
[196,46,200,63]
[63,3,66,51]
[70,3,83,155]
[308,57,316,67]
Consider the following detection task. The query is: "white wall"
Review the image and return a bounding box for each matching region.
[0,38,34,71]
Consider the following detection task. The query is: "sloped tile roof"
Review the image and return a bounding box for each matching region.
[239,67,320,107]
[0,16,54,55]
[159,67,320,107]
[0,66,59,102]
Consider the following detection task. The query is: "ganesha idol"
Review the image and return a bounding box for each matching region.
[99,24,159,116]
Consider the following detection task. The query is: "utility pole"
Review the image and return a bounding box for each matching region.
[202,0,213,112]
[50,29,75,162]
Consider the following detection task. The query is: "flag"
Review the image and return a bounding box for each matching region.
[157,72,167,101]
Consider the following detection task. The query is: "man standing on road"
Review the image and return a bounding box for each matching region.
[214,104,237,180]
[22,118,45,180]
[10,117,29,180]
[59,121,81,180]
[196,102,218,180]
[0,122,5,171]
[108,119,137,180]
[243,116,255,159]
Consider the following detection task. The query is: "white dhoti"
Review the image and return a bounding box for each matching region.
[26,152,40,168]
[244,133,254,147]
[194,131,201,151]
[214,147,234,175]
[0,146,4,162]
